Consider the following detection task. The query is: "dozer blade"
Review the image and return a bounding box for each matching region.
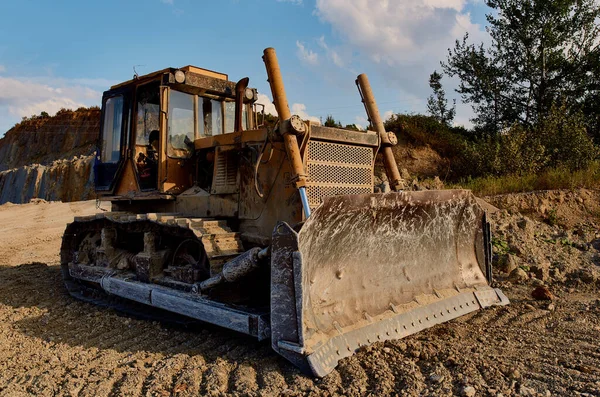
[270,189,508,377]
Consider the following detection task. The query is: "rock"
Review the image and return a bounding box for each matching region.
[430,176,444,190]
[0,156,95,205]
[516,217,535,236]
[410,349,421,358]
[549,267,564,282]
[532,286,553,301]
[509,268,528,283]
[502,254,520,274]
[531,264,550,281]
[546,303,555,311]
[568,269,597,284]
[400,168,411,181]
[429,373,444,383]
[530,278,544,287]
[519,385,536,396]
[462,385,476,397]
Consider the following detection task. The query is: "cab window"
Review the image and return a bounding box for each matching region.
[101,95,124,163]
[136,81,160,145]
[224,101,235,133]
[198,98,223,137]
[168,90,195,158]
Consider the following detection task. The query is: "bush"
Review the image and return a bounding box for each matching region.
[536,104,598,171]
[385,106,598,183]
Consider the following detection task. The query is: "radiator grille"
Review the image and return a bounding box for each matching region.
[305,140,373,208]
[307,140,373,165]
[212,148,238,194]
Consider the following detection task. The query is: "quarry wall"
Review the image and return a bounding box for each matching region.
[0,108,99,204]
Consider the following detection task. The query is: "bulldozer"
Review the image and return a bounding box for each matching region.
[61,47,508,377]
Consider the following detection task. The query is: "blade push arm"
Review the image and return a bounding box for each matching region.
[356,74,404,191]
[263,47,311,218]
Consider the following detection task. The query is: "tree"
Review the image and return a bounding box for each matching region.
[427,70,456,126]
[443,0,600,135]
[323,114,342,128]
[344,124,361,131]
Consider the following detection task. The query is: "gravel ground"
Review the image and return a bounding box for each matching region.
[0,195,599,396]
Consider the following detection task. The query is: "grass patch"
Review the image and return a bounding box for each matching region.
[450,161,600,196]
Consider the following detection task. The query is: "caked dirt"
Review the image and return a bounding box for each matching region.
[0,193,599,396]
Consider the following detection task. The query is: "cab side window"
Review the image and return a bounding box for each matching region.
[101,95,124,163]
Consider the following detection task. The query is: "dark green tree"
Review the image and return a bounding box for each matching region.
[324,114,342,128]
[344,124,360,131]
[443,0,600,135]
[427,70,456,126]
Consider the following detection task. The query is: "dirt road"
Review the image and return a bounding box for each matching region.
[0,198,599,396]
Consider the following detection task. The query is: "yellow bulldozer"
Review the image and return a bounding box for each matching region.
[61,48,508,376]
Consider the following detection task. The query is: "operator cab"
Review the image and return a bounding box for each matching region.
[95,66,258,197]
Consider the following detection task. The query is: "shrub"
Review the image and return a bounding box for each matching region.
[536,104,598,171]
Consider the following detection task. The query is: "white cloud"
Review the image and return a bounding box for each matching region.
[0,65,5,73]
[315,0,485,67]
[314,0,489,120]
[317,36,344,67]
[291,103,320,123]
[354,115,368,131]
[256,93,278,116]
[255,93,320,123]
[0,76,102,120]
[296,41,319,65]
[383,109,394,121]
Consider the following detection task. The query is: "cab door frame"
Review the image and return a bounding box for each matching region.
[94,87,132,193]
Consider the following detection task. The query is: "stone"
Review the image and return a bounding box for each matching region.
[531,286,553,301]
[531,264,550,281]
[509,268,528,283]
[429,373,444,383]
[530,278,544,287]
[516,217,535,236]
[519,385,536,396]
[462,386,476,397]
[502,254,520,274]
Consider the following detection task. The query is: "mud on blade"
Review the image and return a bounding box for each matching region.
[270,190,508,376]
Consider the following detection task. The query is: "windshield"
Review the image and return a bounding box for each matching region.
[167,89,249,158]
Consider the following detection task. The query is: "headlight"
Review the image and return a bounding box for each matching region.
[174,70,186,84]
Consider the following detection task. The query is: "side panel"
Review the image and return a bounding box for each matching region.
[238,141,303,242]
[114,159,140,196]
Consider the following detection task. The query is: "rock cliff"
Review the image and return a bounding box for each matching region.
[0,108,100,204]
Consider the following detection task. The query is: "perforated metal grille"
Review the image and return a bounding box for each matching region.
[307,163,372,184]
[308,140,373,165]
[305,140,373,208]
[306,186,373,206]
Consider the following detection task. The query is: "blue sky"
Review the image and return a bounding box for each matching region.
[0,0,492,135]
